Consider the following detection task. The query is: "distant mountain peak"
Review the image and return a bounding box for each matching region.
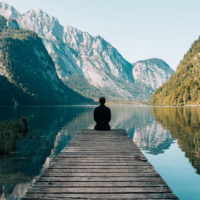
[133,58,174,71]
[25,8,53,20]
[132,58,174,90]
[135,58,174,71]
[0,2,20,18]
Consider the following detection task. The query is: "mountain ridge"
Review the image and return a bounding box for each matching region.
[0,15,92,105]
[0,2,174,102]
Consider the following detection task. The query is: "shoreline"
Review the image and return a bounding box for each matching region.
[0,103,200,107]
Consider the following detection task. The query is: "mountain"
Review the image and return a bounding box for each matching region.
[0,2,174,102]
[14,8,137,101]
[150,37,200,106]
[132,58,174,90]
[0,14,19,29]
[0,15,91,105]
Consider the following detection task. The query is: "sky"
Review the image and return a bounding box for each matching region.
[3,0,200,70]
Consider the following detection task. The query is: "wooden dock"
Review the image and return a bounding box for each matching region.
[22,129,178,199]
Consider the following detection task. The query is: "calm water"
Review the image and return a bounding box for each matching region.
[0,105,200,200]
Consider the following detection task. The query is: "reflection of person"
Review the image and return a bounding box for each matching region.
[94,97,111,130]
[22,117,28,136]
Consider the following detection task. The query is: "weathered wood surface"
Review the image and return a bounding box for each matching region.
[22,129,178,200]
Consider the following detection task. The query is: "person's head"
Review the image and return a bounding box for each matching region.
[99,97,106,105]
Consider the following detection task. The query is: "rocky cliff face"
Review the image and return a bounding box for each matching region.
[0,15,91,105]
[0,2,174,102]
[132,58,174,90]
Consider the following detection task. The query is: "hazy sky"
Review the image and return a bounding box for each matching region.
[3,0,200,70]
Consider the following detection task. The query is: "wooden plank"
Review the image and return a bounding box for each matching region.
[57,156,147,159]
[38,176,164,182]
[41,172,159,177]
[23,192,177,199]
[33,181,167,187]
[67,143,136,145]
[55,158,147,162]
[59,153,144,156]
[62,150,141,153]
[22,129,178,200]
[23,198,177,200]
[64,145,138,148]
[50,162,151,166]
[48,165,152,169]
[42,172,159,177]
[46,168,155,173]
[28,187,171,193]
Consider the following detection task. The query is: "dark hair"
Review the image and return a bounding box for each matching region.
[99,97,106,105]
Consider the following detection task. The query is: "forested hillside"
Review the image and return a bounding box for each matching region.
[0,15,91,105]
[150,36,200,106]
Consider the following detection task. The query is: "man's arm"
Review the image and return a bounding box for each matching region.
[108,108,111,123]
[94,108,98,122]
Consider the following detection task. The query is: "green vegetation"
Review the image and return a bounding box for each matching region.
[0,29,52,105]
[0,28,35,39]
[149,37,200,106]
[0,119,27,154]
[151,107,200,173]
[66,74,104,101]
[66,73,153,103]
[0,15,7,29]
[0,15,91,105]
[0,75,35,105]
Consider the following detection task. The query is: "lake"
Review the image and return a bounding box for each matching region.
[0,105,200,200]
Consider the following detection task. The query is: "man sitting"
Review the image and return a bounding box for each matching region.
[94,97,111,130]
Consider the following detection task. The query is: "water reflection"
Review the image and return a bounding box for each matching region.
[0,106,94,199]
[151,106,200,174]
[1,105,200,199]
[133,122,174,154]
[109,106,174,154]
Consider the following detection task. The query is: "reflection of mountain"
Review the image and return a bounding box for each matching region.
[0,106,93,200]
[151,107,200,174]
[46,107,94,159]
[110,106,153,131]
[133,122,174,154]
[109,106,174,154]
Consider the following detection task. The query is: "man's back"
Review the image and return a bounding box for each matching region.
[94,104,111,130]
